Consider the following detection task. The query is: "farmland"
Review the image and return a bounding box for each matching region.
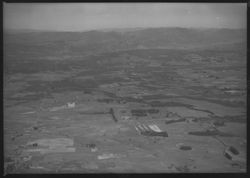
[3,28,246,173]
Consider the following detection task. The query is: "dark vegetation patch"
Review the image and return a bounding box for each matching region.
[131,109,159,117]
[185,96,246,108]
[131,109,147,117]
[8,93,46,101]
[123,49,186,59]
[101,91,118,98]
[174,165,191,173]
[147,109,160,114]
[148,101,192,107]
[83,89,92,94]
[97,98,114,103]
[226,116,246,123]
[228,146,239,155]
[4,100,28,108]
[120,97,144,104]
[5,55,101,75]
[49,79,98,93]
[188,107,215,115]
[188,130,234,137]
[78,111,108,115]
[179,145,192,151]
[109,108,118,122]
[6,91,53,107]
[165,118,186,125]
[141,130,168,137]
[5,162,16,174]
[210,115,246,123]
[7,78,99,103]
[4,156,14,163]
[213,120,225,127]
[142,94,168,100]
[93,76,128,86]
[5,59,71,74]
[25,81,52,92]
[120,110,127,114]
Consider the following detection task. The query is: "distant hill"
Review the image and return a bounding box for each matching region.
[4,27,246,56]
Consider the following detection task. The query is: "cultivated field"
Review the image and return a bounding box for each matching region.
[4,28,246,173]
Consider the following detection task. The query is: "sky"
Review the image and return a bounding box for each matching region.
[3,3,247,31]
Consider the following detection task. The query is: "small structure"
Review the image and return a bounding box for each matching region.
[223,146,243,162]
[121,116,131,121]
[135,124,168,137]
[25,138,75,154]
[50,102,75,112]
[97,153,124,160]
[67,102,75,108]
[86,143,98,152]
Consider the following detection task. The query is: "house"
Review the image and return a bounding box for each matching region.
[67,102,75,108]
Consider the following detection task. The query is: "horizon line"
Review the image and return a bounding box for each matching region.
[4,26,246,33]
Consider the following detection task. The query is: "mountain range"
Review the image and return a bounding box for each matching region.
[4,27,246,57]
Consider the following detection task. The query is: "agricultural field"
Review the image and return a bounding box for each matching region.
[3,28,246,173]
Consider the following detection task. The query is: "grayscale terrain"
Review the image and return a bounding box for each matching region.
[4,27,246,173]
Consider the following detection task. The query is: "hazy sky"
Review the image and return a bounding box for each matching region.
[4,3,247,31]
